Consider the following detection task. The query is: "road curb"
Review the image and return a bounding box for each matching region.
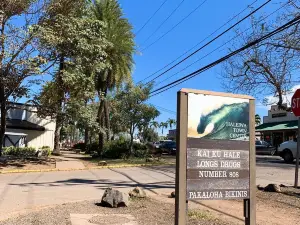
[0,162,175,174]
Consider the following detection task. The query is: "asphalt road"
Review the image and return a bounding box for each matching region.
[0,155,297,221]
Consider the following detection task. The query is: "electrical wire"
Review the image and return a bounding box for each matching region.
[141,0,186,45]
[135,0,168,36]
[151,104,177,115]
[155,0,290,86]
[141,0,209,52]
[144,0,271,86]
[136,0,259,85]
[149,15,300,97]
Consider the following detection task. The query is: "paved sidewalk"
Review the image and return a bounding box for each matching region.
[53,151,86,170]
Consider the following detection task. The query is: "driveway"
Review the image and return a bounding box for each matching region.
[0,156,297,221]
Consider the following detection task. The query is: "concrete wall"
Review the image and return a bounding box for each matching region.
[263,104,297,123]
[6,128,55,149]
[5,104,56,149]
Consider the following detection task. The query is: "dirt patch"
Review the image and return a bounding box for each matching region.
[81,155,176,168]
[0,198,229,225]
[0,156,56,171]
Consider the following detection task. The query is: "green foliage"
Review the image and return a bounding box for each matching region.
[73,143,85,150]
[167,118,176,129]
[103,138,129,159]
[159,122,169,134]
[3,147,36,157]
[132,143,149,158]
[93,0,135,91]
[2,146,51,157]
[40,146,51,157]
[140,127,159,143]
[255,114,261,126]
[86,142,99,154]
[102,138,149,159]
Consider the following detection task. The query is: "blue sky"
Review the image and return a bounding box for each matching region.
[16,0,294,134]
[117,0,289,132]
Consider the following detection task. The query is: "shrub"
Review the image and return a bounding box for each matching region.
[3,146,36,157]
[103,138,129,159]
[133,142,147,151]
[39,146,51,157]
[86,142,99,154]
[132,142,149,158]
[73,143,85,150]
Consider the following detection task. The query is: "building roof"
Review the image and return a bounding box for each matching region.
[5,132,28,136]
[256,120,298,132]
[6,119,45,131]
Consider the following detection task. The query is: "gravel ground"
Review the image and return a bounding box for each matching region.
[0,156,55,171]
[257,187,300,209]
[0,198,229,225]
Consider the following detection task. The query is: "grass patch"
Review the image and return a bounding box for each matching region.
[188,209,216,221]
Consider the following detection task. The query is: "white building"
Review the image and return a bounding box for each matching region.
[3,102,56,149]
[256,104,297,146]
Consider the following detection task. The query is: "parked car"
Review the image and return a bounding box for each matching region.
[152,142,161,149]
[255,140,276,156]
[278,139,298,163]
[160,141,176,155]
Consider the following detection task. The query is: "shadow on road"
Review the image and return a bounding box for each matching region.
[7,177,175,191]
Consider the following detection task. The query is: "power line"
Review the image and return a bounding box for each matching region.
[155,0,290,86]
[141,0,186,46]
[135,0,168,36]
[151,104,177,115]
[141,0,209,52]
[149,15,300,97]
[136,0,258,85]
[144,0,271,86]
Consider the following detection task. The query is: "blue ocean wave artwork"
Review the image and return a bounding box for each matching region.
[196,102,249,141]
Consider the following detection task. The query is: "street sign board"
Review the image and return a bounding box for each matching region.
[291,89,300,188]
[186,93,250,200]
[175,89,256,225]
[292,89,300,117]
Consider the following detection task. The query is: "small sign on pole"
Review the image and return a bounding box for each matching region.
[175,89,256,225]
[291,89,300,188]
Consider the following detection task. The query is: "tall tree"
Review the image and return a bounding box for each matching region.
[150,121,159,129]
[37,0,108,154]
[167,118,176,129]
[255,114,261,126]
[0,0,50,155]
[112,84,160,156]
[221,3,300,109]
[93,0,135,152]
[159,122,168,135]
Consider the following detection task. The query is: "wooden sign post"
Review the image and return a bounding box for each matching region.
[175,89,256,225]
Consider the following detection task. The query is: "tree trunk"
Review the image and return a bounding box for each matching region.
[52,56,65,155]
[128,125,134,157]
[97,97,105,157]
[53,115,62,155]
[277,89,284,109]
[0,89,6,156]
[84,127,89,151]
[104,99,110,141]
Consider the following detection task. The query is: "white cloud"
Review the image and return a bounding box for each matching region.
[256,85,300,110]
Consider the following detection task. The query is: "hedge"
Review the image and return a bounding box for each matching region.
[3,146,51,157]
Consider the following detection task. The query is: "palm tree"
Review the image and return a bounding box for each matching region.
[93,0,135,154]
[255,114,261,126]
[167,118,176,129]
[159,122,169,135]
[150,121,159,129]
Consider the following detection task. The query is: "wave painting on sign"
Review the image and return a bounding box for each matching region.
[188,93,249,141]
